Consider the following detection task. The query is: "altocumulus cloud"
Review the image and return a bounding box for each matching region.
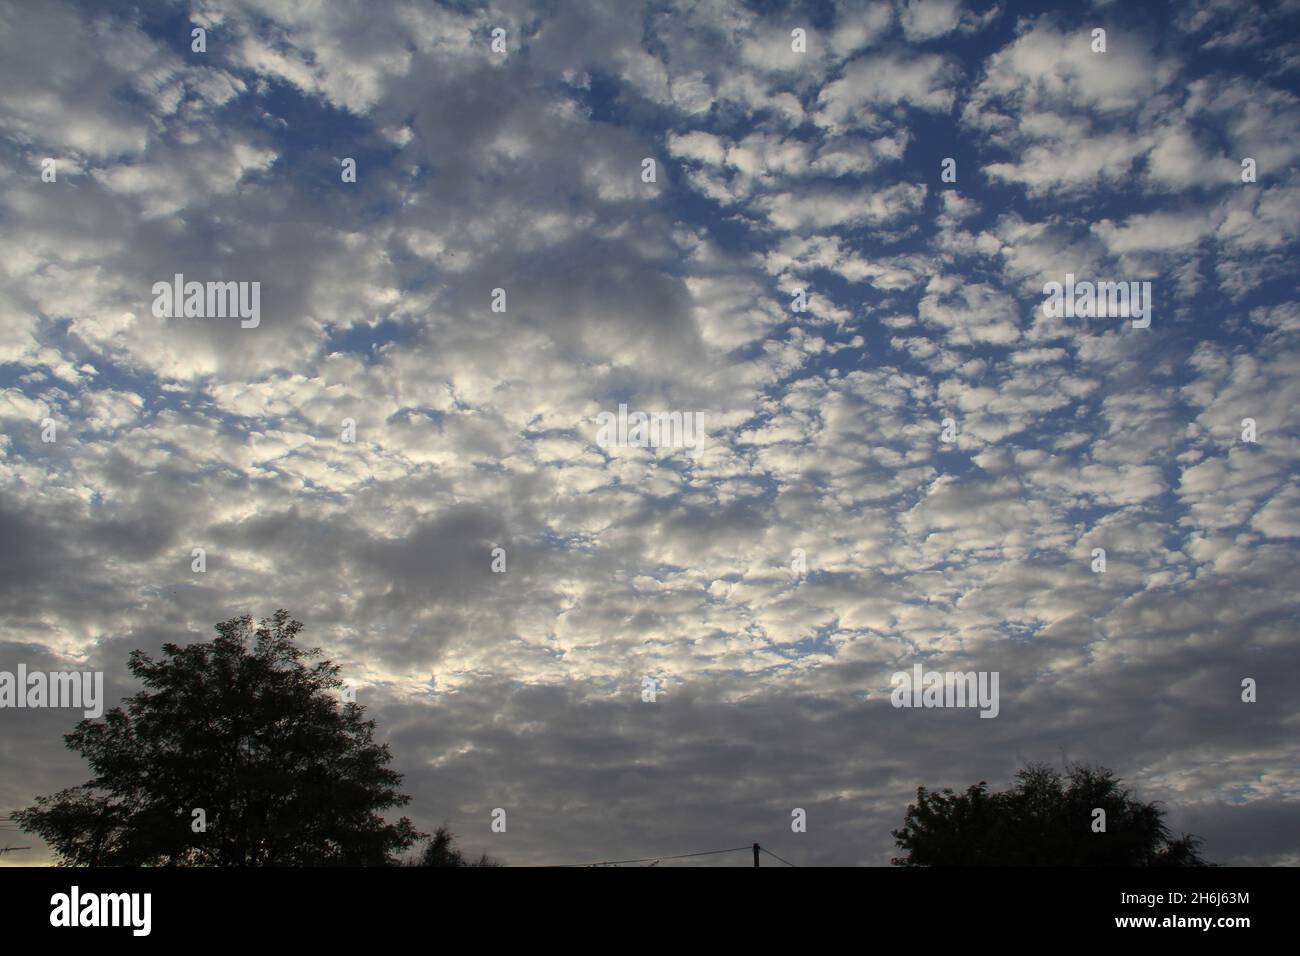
[1,0,1299,866]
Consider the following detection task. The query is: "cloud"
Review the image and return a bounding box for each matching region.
[1,0,1297,869]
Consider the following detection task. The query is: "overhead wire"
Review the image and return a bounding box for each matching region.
[554,844,754,867]
[760,846,797,867]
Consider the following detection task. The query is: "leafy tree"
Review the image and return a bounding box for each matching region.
[414,825,504,867]
[891,762,1210,866]
[15,610,423,866]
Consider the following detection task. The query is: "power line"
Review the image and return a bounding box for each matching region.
[554,844,754,867]
[760,846,797,867]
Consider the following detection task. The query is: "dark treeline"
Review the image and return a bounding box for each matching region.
[14,611,1206,867]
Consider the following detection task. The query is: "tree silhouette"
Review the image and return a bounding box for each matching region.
[891,762,1210,866]
[413,825,504,867]
[14,610,423,866]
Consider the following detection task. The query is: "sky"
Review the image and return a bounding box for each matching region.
[2,0,1299,866]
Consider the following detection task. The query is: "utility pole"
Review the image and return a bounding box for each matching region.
[753,843,760,867]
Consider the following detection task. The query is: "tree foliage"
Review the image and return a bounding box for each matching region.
[413,825,503,867]
[891,762,1210,866]
[15,610,423,866]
